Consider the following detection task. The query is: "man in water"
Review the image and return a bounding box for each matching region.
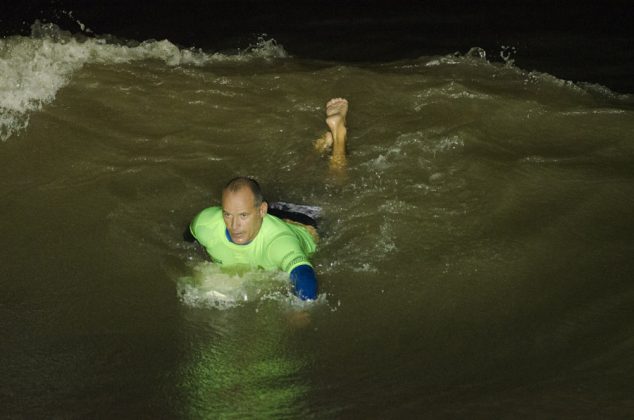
[187,98,349,300]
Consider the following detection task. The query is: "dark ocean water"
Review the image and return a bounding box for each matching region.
[2,1,634,418]
[3,0,634,92]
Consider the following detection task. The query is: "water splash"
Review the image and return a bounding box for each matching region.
[0,22,287,141]
[177,262,282,309]
[176,262,328,310]
[499,45,517,66]
[241,34,288,59]
[61,10,94,34]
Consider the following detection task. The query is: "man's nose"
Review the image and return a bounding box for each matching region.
[231,217,239,230]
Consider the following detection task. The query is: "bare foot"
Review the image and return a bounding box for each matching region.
[325,98,348,168]
[326,97,348,118]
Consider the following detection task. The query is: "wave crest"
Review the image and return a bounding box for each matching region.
[0,21,287,141]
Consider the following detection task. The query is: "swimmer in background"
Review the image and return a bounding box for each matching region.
[186,98,349,305]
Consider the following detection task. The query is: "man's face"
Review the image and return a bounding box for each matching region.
[221,187,267,245]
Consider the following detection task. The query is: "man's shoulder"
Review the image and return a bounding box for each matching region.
[193,206,222,223]
[191,206,223,234]
[261,213,293,235]
[261,214,315,248]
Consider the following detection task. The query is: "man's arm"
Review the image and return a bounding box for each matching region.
[289,264,318,300]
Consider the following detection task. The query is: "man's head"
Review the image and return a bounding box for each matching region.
[221,177,267,244]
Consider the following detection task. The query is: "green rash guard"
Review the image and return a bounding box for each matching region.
[189,206,317,274]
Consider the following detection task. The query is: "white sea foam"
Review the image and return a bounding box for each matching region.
[0,22,287,141]
[176,261,327,310]
[177,262,289,309]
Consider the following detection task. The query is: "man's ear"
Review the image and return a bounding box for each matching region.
[259,201,268,217]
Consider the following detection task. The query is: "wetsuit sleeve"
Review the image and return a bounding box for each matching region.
[290,264,318,300]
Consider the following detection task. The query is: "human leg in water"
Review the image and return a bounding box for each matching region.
[314,97,348,170]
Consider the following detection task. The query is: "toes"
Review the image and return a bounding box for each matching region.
[325,98,348,117]
[326,97,346,107]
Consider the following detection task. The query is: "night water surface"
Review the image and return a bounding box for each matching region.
[2,14,634,418]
